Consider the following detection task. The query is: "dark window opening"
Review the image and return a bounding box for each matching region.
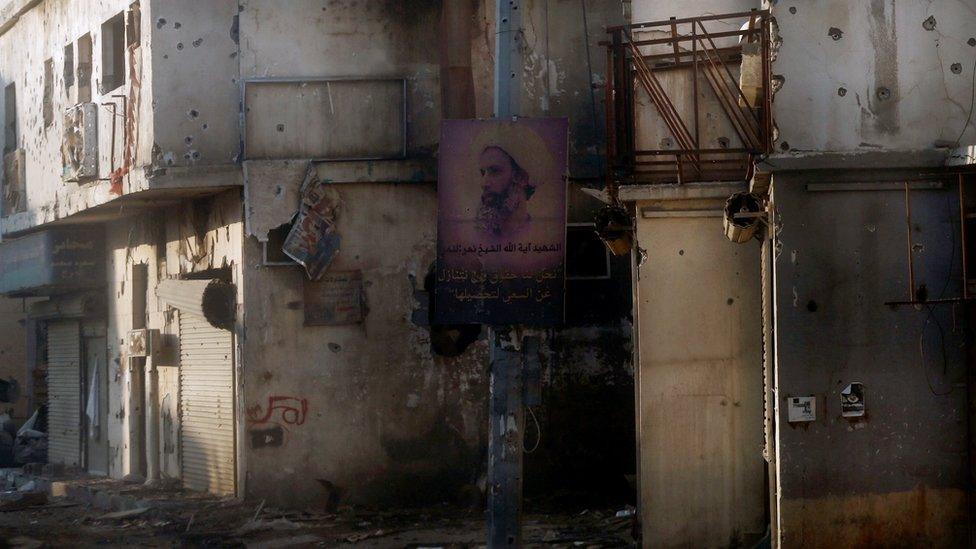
[126,2,141,49]
[77,33,92,103]
[423,268,481,357]
[100,12,126,93]
[566,223,611,280]
[3,83,16,153]
[263,221,298,265]
[42,59,54,127]
[63,43,74,94]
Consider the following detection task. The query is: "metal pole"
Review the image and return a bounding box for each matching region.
[494,0,522,118]
[489,1,524,546]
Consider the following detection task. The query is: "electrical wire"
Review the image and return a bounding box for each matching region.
[523,405,541,454]
[953,55,976,148]
[918,304,955,397]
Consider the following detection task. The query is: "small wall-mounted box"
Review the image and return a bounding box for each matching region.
[127,328,159,358]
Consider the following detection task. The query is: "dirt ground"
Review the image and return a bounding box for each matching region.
[0,491,636,548]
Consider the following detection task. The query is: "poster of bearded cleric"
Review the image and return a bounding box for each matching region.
[435,118,568,326]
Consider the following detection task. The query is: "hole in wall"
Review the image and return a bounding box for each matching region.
[423,269,480,357]
[806,300,818,312]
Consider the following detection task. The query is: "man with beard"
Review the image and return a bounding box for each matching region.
[476,144,535,237]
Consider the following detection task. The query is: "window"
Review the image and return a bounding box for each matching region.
[3,83,16,153]
[126,2,141,49]
[100,12,126,93]
[566,223,611,280]
[262,221,298,265]
[77,34,92,103]
[63,43,74,94]
[43,59,53,127]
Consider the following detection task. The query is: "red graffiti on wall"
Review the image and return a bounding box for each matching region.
[247,396,309,426]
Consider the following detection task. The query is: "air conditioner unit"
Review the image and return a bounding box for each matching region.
[61,102,98,182]
[2,148,25,216]
[127,328,159,358]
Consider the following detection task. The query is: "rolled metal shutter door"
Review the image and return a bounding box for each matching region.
[179,311,236,495]
[47,320,81,466]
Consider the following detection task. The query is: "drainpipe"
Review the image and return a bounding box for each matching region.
[440,0,475,119]
[144,354,160,485]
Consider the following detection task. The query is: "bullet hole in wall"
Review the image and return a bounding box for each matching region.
[184,136,193,145]
[789,6,796,14]
[660,137,673,149]
[827,27,843,41]
[780,141,790,151]
[328,342,341,353]
[806,300,818,312]
[202,123,208,130]
[969,38,976,47]
[876,87,891,101]
[187,109,199,119]
[838,87,847,97]
[678,249,684,256]
[727,298,735,305]
[922,15,937,31]
[277,124,285,132]
[951,63,963,74]
[174,22,181,29]
[717,136,730,149]
[176,42,184,50]
[192,38,203,48]
[156,18,166,29]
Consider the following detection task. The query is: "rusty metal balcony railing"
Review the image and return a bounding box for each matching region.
[603,10,773,191]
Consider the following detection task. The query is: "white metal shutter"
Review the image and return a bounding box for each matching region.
[179,312,236,495]
[48,320,81,466]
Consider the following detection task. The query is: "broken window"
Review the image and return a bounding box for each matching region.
[63,43,74,95]
[566,223,611,280]
[126,2,141,49]
[263,221,298,265]
[3,83,16,153]
[77,33,92,103]
[100,12,126,93]
[43,59,53,127]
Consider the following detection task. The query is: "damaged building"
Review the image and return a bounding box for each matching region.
[0,0,974,547]
[0,0,633,519]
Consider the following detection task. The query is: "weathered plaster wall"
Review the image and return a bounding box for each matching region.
[148,0,240,170]
[768,0,976,154]
[105,189,242,480]
[0,0,151,234]
[0,296,28,419]
[239,0,442,158]
[0,0,241,237]
[471,0,625,177]
[241,181,489,508]
[771,175,969,547]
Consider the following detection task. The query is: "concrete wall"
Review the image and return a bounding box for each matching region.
[0,0,240,236]
[771,175,969,547]
[236,0,635,509]
[241,181,489,507]
[0,296,28,420]
[634,193,766,547]
[768,0,976,154]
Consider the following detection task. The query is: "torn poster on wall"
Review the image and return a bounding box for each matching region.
[841,383,865,418]
[282,166,341,280]
[304,270,364,325]
[435,118,569,326]
[787,396,816,423]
